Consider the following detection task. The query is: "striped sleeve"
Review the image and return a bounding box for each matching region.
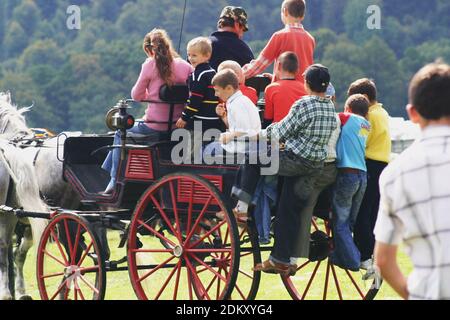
[182,76,205,121]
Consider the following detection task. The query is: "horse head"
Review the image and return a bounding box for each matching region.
[0,92,32,138]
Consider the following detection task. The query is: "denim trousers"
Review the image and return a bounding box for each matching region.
[354,160,388,261]
[330,170,367,270]
[232,150,323,264]
[101,123,159,189]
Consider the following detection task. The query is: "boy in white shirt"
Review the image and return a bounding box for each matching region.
[205,69,261,156]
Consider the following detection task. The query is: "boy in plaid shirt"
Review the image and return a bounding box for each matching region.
[231,64,337,274]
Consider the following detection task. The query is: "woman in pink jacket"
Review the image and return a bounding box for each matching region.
[102,29,193,194]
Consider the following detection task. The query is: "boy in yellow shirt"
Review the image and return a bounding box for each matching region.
[347,78,391,275]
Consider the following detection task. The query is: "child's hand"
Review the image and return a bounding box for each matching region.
[176,118,187,128]
[216,104,227,117]
[220,132,232,145]
[262,73,273,81]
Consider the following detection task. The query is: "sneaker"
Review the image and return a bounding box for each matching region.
[101,179,116,195]
[360,258,373,271]
[362,265,383,289]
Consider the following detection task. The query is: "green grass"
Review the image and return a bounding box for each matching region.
[22,229,413,300]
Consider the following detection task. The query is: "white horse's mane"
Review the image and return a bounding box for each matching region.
[0,91,33,137]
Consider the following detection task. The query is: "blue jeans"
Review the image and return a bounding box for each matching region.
[251,175,278,245]
[101,123,159,190]
[330,170,367,271]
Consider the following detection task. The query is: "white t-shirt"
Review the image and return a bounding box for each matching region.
[374,125,450,300]
[223,90,262,154]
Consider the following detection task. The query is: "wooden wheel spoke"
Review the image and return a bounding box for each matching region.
[185,259,211,300]
[331,265,343,300]
[238,268,254,280]
[50,229,69,265]
[138,255,177,283]
[154,260,180,300]
[234,282,247,300]
[41,271,66,280]
[301,261,321,300]
[79,266,100,274]
[63,219,74,263]
[173,262,182,300]
[188,253,228,283]
[43,250,67,267]
[79,275,99,295]
[132,249,173,254]
[189,220,226,249]
[187,264,194,300]
[345,269,366,299]
[150,194,179,240]
[323,261,331,300]
[137,220,177,248]
[77,241,93,267]
[204,273,220,296]
[76,285,85,301]
[184,195,213,244]
[50,280,68,300]
[169,181,183,243]
[70,224,82,265]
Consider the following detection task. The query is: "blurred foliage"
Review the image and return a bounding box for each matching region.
[1,0,450,132]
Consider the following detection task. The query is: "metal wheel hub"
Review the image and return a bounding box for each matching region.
[173,245,184,258]
[64,265,81,278]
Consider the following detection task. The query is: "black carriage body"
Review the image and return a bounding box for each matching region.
[63,134,239,210]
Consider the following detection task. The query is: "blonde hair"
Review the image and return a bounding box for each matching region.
[212,69,239,90]
[218,60,244,84]
[187,37,212,57]
[143,28,179,86]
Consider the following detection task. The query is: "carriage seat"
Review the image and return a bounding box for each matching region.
[245,76,271,121]
[245,75,271,100]
[131,84,190,146]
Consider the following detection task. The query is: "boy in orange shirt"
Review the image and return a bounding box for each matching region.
[243,0,315,83]
[264,52,307,126]
[218,60,258,104]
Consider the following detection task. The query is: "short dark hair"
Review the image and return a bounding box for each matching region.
[212,69,239,90]
[283,0,306,18]
[346,94,370,118]
[279,52,299,74]
[305,64,330,93]
[409,62,450,120]
[348,78,377,103]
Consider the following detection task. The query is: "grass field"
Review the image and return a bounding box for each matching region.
[21,229,413,300]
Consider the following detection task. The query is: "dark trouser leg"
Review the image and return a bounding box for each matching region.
[271,172,317,264]
[231,163,262,205]
[354,160,388,261]
[292,164,337,258]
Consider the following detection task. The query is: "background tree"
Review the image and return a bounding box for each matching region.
[0,0,449,132]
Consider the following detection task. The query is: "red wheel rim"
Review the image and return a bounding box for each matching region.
[128,174,239,300]
[282,218,380,300]
[227,224,261,300]
[36,214,105,300]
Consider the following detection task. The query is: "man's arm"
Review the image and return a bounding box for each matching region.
[375,242,409,299]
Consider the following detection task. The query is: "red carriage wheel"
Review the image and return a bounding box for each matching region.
[226,219,261,300]
[127,173,240,300]
[36,213,106,300]
[282,218,381,300]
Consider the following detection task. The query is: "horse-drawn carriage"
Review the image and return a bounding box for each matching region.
[1,80,381,300]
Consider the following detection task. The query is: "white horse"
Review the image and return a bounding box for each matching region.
[0,92,81,300]
[0,93,51,300]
